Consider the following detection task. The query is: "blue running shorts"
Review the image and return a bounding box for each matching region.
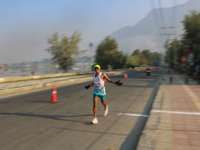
[93,93,106,100]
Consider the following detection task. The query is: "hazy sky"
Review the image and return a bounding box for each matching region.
[0,0,188,64]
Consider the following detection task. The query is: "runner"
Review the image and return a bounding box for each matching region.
[84,64,122,124]
[146,67,151,79]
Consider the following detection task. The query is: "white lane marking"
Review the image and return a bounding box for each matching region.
[152,110,200,115]
[118,113,149,117]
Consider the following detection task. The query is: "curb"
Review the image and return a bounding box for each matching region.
[137,84,164,150]
[134,77,161,150]
[0,77,92,98]
[0,72,79,83]
[0,72,123,98]
[119,76,162,150]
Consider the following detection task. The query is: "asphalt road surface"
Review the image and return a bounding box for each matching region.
[0,70,163,150]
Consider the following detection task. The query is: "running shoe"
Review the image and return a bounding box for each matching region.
[91,118,98,124]
[104,104,109,116]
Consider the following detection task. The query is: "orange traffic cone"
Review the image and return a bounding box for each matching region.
[124,72,128,79]
[50,86,57,103]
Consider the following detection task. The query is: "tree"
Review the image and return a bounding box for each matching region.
[46,31,82,71]
[183,11,200,45]
[130,49,161,66]
[126,56,134,66]
[96,36,123,69]
[142,50,155,65]
[182,11,200,60]
[112,51,127,69]
[152,52,161,66]
[131,49,141,56]
[131,49,147,66]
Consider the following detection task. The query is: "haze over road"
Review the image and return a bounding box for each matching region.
[0,71,162,150]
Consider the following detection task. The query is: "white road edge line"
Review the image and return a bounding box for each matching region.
[118,113,149,117]
[152,110,200,115]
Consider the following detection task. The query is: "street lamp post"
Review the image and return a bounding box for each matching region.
[89,42,94,70]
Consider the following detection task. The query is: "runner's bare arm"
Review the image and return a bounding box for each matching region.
[102,73,123,86]
[102,73,115,84]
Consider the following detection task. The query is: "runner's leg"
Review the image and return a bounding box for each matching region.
[101,99,107,109]
[93,97,99,118]
[101,98,109,116]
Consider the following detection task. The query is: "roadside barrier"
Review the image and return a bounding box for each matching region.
[124,72,128,79]
[50,86,57,103]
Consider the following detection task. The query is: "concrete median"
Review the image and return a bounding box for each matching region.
[0,71,123,98]
[0,72,83,83]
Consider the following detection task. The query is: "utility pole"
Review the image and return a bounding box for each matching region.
[174,39,178,71]
[89,42,94,70]
[160,26,176,68]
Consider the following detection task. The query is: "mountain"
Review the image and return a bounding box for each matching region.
[110,0,200,54]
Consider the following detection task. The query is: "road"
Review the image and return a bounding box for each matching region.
[0,70,163,150]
